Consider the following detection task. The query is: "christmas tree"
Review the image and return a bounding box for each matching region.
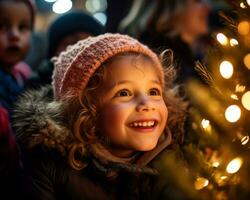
[184,0,250,199]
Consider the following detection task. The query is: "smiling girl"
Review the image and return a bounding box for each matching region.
[14,33,188,199]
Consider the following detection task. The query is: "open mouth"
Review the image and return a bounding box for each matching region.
[129,120,158,129]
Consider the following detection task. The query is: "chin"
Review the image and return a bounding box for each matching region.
[136,141,158,152]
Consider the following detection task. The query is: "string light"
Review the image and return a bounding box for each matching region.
[241,136,249,145]
[231,94,238,100]
[235,84,246,93]
[241,91,250,110]
[240,2,247,8]
[194,177,209,190]
[212,161,220,168]
[226,157,243,174]
[230,38,239,46]
[238,21,250,35]
[216,33,228,45]
[225,105,241,123]
[219,61,234,79]
[243,53,250,69]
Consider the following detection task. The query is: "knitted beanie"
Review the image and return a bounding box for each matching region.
[52,33,163,100]
[47,11,105,59]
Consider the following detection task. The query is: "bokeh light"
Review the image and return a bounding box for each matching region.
[93,12,107,25]
[44,0,57,2]
[216,33,228,45]
[241,91,250,110]
[219,61,234,79]
[240,2,247,8]
[238,21,250,35]
[52,0,72,14]
[194,177,209,190]
[230,38,239,46]
[226,157,243,174]
[247,0,250,6]
[241,136,249,145]
[243,53,250,69]
[225,105,241,123]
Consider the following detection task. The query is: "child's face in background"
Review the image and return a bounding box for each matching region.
[0,1,32,68]
[97,56,168,158]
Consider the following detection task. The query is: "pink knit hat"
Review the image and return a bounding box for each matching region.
[52,33,163,100]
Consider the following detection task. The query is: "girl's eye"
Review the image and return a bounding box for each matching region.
[115,89,132,97]
[149,88,161,96]
[19,23,31,31]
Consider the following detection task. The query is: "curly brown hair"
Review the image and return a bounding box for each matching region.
[63,51,187,170]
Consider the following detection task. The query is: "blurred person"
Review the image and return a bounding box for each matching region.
[120,0,211,84]
[31,11,105,87]
[0,0,35,198]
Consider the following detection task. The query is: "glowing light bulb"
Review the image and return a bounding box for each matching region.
[219,61,233,79]
[231,94,238,100]
[194,177,209,190]
[238,21,250,35]
[230,38,239,46]
[247,0,250,6]
[240,2,246,8]
[241,91,250,110]
[225,105,241,123]
[212,162,220,168]
[226,157,243,174]
[241,136,249,145]
[235,84,246,93]
[216,33,228,45]
[201,119,210,129]
[243,53,250,70]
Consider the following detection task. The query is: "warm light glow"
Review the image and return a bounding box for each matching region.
[216,33,228,45]
[243,53,250,69]
[241,136,249,145]
[240,2,247,8]
[230,38,239,46]
[212,162,220,168]
[194,177,209,190]
[241,91,250,110]
[225,105,241,123]
[220,176,228,180]
[201,119,210,129]
[247,0,250,6]
[226,157,243,174]
[231,94,238,100]
[52,0,72,14]
[235,84,246,93]
[238,21,250,35]
[219,61,234,79]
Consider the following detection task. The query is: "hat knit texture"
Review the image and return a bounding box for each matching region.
[52,33,163,100]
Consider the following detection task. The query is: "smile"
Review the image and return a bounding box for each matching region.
[129,120,157,128]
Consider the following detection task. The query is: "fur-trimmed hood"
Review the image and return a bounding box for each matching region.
[13,86,72,154]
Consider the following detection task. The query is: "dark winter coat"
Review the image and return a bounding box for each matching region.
[13,86,197,200]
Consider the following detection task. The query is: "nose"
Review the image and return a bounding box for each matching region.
[8,27,20,41]
[135,94,155,112]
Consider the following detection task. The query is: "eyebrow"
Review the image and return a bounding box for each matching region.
[111,80,161,87]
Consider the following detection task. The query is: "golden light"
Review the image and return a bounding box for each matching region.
[194,177,209,190]
[201,119,210,128]
[230,38,239,46]
[216,33,228,45]
[243,53,250,69]
[220,176,227,180]
[235,84,246,93]
[247,0,250,6]
[241,91,250,110]
[241,136,249,145]
[226,157,243,174]
[238,21,250,35]
[240,2,246,8]
[219,61,234,79]
[212,161,220,168]
[231,94,238,100]
[225,105,241,123]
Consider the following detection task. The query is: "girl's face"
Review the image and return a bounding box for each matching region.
[0,1,32,68]
[178,0,210,39]
[96,55,168,158]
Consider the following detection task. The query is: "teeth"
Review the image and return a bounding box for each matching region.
[130,121,155,127]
